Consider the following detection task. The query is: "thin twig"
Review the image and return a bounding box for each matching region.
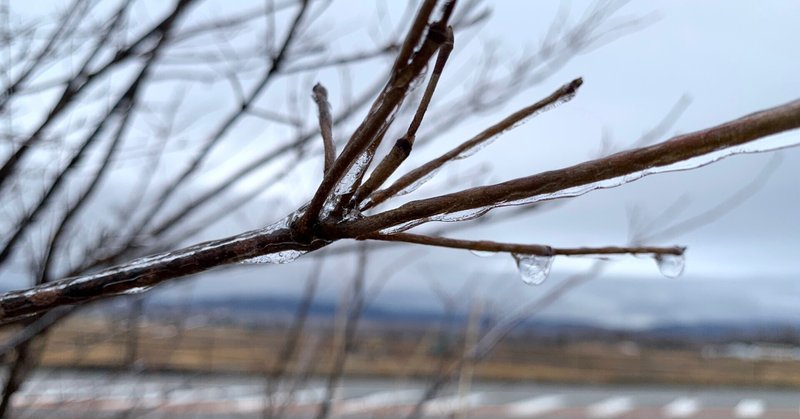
[353,26,455,205]
[296,1,455,237]
[363,77,584,210]
[362,232,684,256]
[313,83,335,173]
[325,98,800,237]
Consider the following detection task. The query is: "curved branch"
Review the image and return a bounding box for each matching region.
[323,98,800,238]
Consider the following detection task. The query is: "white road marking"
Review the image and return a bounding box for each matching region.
[663,397,699,418]
[734,399,765,418]
[504,394,564,417]
[178,387,328,413]
[587,396,633,418]
[335,389,423,415]
[422,392,485,416]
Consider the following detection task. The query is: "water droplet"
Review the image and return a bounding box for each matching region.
[242,250,305,264]
[512,253,554,285]
[654,253,685,278]
[470,249,496,258]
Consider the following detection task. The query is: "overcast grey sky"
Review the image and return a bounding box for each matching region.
[5,1,800,328]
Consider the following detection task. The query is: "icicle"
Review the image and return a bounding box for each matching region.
[512,253,554,285]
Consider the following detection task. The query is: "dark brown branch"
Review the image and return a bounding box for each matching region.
[353,26,455,205]
[312,83,335,173]
[0,227,323,323]
[295,1,455,236]
[325,98,800,237]
[391,0,440,74]
[363,77,583,210]
[362,232,684,257]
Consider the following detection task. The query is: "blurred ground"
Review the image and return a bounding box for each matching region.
[8,372,800,418]
[6,317,800,387]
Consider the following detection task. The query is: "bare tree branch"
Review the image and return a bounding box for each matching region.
[362,77,583,210]
[313,83,335,173]
[326,98,800,237]
[362,232,684,257]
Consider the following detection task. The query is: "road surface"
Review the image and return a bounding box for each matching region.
[8,370,800,418]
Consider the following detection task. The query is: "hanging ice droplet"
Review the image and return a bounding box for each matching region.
[470,249,496,258]
[512,253,554,285]
[654,253,685,278]
[242,250,305,264]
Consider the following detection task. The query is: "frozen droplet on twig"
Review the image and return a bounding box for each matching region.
[470,249,496,258]
[512,253,554,285]
[654,253,685,278]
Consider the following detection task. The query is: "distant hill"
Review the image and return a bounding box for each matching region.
[111,295,800,347]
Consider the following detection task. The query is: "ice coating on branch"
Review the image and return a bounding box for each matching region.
[512,253,554,285]
[470,249,496,257]
[123,286,153,295]
[396,166,442,197]
[344,208,364,221]
[242,249,306,264]
[454,137,497,160]
[335,152,371,196]
[378,219,425,234]
[654,253,685,278]
[378,207,491,234]
[321,152,372,218]
[239,215,306,264]
[431,207,491,223]
[414,133,800,229]
[455,88,576,161]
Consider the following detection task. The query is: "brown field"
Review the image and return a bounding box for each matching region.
[4,316,800,388]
